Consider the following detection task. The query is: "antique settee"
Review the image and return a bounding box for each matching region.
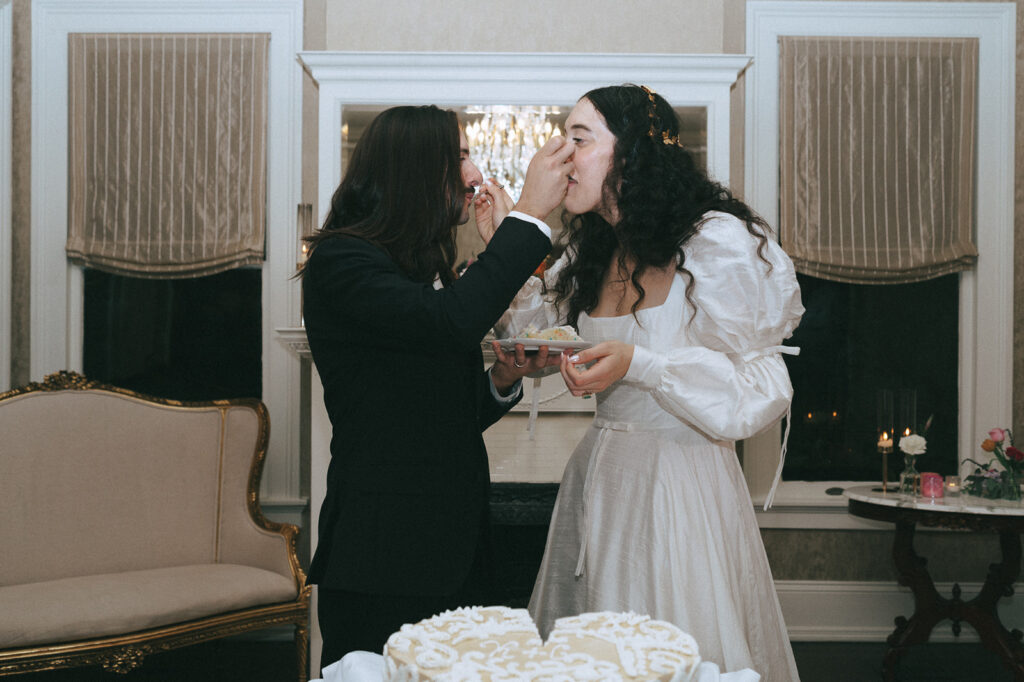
[0,371,310,679]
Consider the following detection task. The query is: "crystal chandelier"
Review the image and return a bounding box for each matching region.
[464,106,562,201]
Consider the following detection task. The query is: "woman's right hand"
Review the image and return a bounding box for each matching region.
[513,136,574,221]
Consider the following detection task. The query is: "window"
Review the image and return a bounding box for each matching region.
[782,273,959,482]
[745,2,1014,513]
[30,0,302,507]
[83,268,262,401]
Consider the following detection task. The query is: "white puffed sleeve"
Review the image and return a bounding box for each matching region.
[623,212,804,444]
[492,253,570,338]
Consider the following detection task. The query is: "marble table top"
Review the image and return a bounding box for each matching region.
[844,484,1024,517]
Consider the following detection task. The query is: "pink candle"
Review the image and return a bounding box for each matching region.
[920,472,944,498]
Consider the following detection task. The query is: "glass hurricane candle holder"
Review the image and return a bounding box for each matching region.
[945,475,961,497]
[899,454,920,496]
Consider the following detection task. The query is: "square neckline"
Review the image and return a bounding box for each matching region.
[582,270,683,322]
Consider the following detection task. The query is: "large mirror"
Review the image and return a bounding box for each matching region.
[339,103,707,276]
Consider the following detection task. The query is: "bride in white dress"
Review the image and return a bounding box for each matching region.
[488,85,804,681]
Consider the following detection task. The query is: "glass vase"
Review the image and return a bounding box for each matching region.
[899,454,920,496]
[1004,469,1021,501]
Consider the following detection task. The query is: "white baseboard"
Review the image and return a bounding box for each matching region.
[235,578,1024,644]
[778,580,1022,643]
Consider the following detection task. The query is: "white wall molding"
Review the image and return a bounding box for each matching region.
[0,0,11,392]
[778,579,1022,643]
[30,0,304,502]
[234,579,1018,644]
[744,2,1016,513]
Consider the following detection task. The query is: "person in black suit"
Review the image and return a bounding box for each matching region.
[300,105,574,669]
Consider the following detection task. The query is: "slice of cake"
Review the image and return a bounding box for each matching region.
[520,324,583,342]
[383,606,700,681]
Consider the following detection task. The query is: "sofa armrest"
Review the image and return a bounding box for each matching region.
[216,404,307,593]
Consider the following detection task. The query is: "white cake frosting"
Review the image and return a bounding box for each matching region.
[521,324,583,342]
[383,606,701,681]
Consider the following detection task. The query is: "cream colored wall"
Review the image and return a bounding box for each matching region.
[316,0,725,53]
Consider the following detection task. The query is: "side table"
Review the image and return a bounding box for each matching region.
[845,485,1024,681]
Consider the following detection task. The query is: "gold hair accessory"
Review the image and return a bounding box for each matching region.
[639,85,683,147]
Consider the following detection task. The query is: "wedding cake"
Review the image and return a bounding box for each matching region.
[383,606,701,681]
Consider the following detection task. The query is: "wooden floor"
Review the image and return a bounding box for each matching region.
[4,639,1014,681]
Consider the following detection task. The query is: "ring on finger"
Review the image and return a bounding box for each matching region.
[513,360,525,368]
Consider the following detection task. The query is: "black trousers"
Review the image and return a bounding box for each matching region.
[317,531,494,674]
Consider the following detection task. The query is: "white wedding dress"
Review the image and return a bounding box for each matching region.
[495,212,804,682]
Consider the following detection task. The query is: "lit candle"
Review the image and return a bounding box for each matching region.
[877,431,893,452]
[945,475,961,496]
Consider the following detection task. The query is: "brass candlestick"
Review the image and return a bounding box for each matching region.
[878,430,894,492]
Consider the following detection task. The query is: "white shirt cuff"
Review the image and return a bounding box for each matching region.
[488,367,523,404]
[623,344,667,389]
[508,211,552,241]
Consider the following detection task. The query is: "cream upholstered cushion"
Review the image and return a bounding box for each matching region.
[0,564,298,648]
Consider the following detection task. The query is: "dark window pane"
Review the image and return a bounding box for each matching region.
[782,274,958,481]
[83,268,261,401]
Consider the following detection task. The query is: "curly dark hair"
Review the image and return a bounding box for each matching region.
[298,105,465,286]
[551,84,772,326]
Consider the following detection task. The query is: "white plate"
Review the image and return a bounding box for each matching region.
[489,337,592,353]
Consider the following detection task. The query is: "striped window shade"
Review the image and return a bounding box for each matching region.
[67,33,269,278]
[778,37,978,283]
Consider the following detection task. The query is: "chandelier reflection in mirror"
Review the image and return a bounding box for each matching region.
[464,106,563,201]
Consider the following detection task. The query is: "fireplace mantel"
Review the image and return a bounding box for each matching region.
[290,51,750,672]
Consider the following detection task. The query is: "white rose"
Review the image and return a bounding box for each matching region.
[899,434,927,455]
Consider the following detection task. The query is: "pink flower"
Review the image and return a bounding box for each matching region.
[989,428,1007,443]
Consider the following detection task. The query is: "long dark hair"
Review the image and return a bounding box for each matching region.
[552,84,771,326]
[299,105,464,285]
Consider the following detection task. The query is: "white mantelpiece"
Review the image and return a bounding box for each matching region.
[298,52,751,229]
[291,52,751,673]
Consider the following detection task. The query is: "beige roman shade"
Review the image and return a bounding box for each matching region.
[778,36,978,283]
[67,33,269,278]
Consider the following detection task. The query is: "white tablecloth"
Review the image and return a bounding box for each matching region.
[311,651,761,682]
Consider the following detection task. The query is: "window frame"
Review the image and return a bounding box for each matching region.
[29,0,305,504]
[744,1,1016,525]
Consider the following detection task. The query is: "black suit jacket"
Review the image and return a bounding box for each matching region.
[303,217,550,596]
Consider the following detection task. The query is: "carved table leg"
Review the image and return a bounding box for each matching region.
[884,520,948,681]
[958,531,1024,680]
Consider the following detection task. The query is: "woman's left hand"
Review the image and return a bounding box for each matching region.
[473,179,514,245]
[560,341,635,397]
[489,341,560,395]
